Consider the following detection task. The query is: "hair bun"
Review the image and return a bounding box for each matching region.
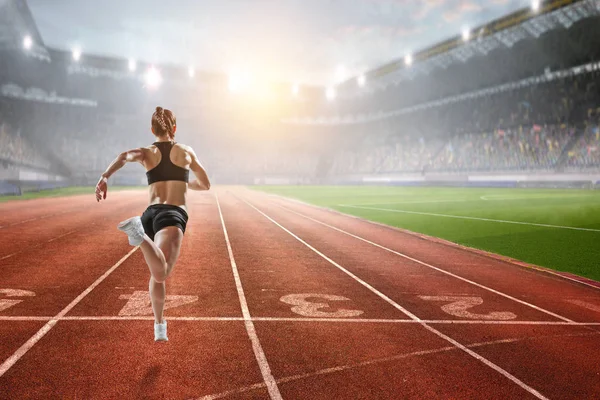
[155,106,163,113]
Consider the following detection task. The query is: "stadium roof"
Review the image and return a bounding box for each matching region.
[285,0,600,124]
[26,0,529,86]
[0,0,49,61]
[339,0,600,97]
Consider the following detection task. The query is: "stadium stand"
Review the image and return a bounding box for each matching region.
[1,0,600,191]
[0,110,51,170]
[565,122,600,170]
[432,125,573,172]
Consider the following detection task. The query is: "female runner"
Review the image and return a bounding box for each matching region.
[95,106,210,341]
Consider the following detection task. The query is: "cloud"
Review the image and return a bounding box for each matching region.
[442,0,483,22]
[335,24,422,39]
[412,0,447,20]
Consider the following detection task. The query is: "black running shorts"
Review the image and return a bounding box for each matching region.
[141,204,189,241]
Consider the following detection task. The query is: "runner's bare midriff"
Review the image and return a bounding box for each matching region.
[148,181,188,212]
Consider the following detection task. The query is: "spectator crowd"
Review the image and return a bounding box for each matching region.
[1,66,599,179]
[0,121,50,169]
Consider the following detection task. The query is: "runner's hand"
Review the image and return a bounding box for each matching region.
[95,176,108,202]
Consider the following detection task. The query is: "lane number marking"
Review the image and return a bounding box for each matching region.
[118,291,198,316]
[280,293,364,318]
[0,289,36,313]
[419,296,517,320]
[567,299,600,313]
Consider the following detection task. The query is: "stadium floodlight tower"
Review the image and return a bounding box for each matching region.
[531,0,541,12]
[23,35,33,50]
[145,65,162,89]
[462,27,471,42]
[326,86,336,101]
[72,47,82,62]
[128,58,137,72]
[335,64,348,84]
[404,53,413,67]
[357,74,366,87]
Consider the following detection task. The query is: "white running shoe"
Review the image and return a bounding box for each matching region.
[154,320,168,342]
[117,216,144,246]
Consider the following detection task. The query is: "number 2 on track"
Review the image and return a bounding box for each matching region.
[0,289,35,313]
[419,295,517,320]
[118,291,198,316]
[280,293,364,318]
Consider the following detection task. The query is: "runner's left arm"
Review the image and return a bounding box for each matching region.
[187,147,211,191]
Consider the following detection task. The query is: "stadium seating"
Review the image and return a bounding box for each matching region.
[0,119,50,170]
[431,125,573,172]
[1,41,599,182]
[565,123,600,170]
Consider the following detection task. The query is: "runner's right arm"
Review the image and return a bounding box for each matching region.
[95,148,145,201]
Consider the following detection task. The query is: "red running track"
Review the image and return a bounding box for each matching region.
[0,187,599,399]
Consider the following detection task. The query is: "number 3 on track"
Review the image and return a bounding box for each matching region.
[419,295,516,320]
[280,293,364,318]
[0,289,35,313]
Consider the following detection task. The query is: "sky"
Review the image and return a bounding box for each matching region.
[27,0,529,85]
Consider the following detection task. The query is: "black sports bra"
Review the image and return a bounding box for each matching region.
[146,142,190,185]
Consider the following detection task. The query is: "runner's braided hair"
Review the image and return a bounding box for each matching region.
[151,106,176,140]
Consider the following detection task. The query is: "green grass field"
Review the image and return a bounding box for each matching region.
[0,186,144,202]
[255,186,600,282]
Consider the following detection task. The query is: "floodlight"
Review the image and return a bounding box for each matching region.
[292,84,299,96]
[357,74,366,87]
[335,65,347,83]
[532,0,541,12]
[405,54,413,66]
[72,47,82,61]
[188,66,195,78]
[145,66,162,89]
[23,35,32,50]
[326,86,336,101]
[462,27,470,42]
[128,58,137,72]
[228,68,252,93]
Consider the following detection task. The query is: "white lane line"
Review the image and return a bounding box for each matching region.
[241,197,550,400]
[59,316,245,321]
[2,315,600,325]
[2,209,75,229]
[252,318,598,325]
[360,194,596,206]
[351,199,469,206]
[241,200,420,321]
[277,204,574,323]
[47,229,79,243]
[215,193,282,400]
[198,330,600,400]
[0,247,138,378]
[0,227,85,262]
[266,192,600,293]
[338,204,600,233]
[480,194,595,201]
